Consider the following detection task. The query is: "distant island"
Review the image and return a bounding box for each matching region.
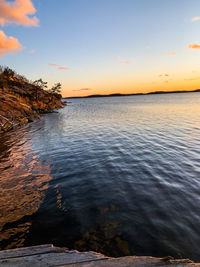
[66,89,200,99]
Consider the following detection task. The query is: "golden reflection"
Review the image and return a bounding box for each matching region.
[55,185,67,212]
[0,133,53,249]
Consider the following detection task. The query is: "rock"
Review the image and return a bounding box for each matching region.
[0,82,65,133]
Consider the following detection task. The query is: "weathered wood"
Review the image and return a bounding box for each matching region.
[0,246,108,267]
[0,244,68,260]
[62,256,200,267]
[0,245,199,267]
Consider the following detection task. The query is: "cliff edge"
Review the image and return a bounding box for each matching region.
[0,67,65,133]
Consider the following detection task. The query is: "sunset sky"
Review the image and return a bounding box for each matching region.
[0,0,200,97]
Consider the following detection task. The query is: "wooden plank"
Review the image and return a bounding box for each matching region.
[0,251,108,267]
[0,245,198,267]
[0,244,68,260]
[61,256,200,267]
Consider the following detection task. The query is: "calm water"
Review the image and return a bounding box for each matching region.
[0,93,200,260]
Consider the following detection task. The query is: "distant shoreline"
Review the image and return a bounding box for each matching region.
[65,89,200,99]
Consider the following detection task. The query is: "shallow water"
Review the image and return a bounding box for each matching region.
[0,93,200,260]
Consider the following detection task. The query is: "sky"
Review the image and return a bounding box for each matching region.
[0,0,200,97]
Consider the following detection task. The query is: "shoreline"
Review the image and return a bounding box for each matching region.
[0,85,65,134]
[65,89,200,99]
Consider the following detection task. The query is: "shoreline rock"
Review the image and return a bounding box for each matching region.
[0,83,65,134]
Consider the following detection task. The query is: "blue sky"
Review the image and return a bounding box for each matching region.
[0,0,200,96]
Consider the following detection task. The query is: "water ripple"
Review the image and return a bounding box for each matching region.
[0,93,200,260]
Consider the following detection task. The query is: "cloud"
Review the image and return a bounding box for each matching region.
[159,74,169,77]
[166,52,176,56]
[113,57,131,64]
[49,63,70,70]
[124,60,131,64]
[184,77,200,81]
[49,63,59,67]
[144,56,150,60]
[0,0,39,27]
[29,49,35,54]
[113,56,121,61]
[73,88,92,91]
[192,17,200,22]
[0,30,23,57]
[58,66,70,70]
[187,44,200,49]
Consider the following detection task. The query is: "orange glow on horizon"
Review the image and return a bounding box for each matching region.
[61,75,200,97]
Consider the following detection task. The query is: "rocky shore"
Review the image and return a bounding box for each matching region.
[0,73,65,133]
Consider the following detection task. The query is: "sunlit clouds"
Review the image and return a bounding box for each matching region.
[0,30,23,57]
[49,63,58,67]
[73,88,92,91]
[0,0,38,57]
[49,63,70,71]
[159,74,169,77]
[187,44,200,49]
[184,77,200,81]
[113,57,131,64]
[113,56,121,61]
[58,67,70,70]
[0,1,200,96]
[0,0,39,27]
[29,49,35,54]
[166,52,176,56]
[192,16,200,22]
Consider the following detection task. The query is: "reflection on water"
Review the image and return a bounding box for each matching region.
[0,126,52,249]
[0,93,200,260]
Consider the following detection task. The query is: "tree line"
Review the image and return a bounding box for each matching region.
[0,66,62,94]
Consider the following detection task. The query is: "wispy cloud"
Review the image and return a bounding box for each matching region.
[113,56,131,64]
[0,0,39,27]
[184,77,200,81]
[159,74,169,77]
[58,66,70,70]
[29,49,35,54]
[144,56,150,60]
[0,30,23,57]
[166,52,176,56]
[113,56,121,61]
[49,63,70,70]
[192,17,200,22]
[187,43,200,49]
[49,63,58,67]
[73,88,92,91]
[124,60,131,64]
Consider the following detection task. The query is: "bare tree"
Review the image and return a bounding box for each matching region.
[49,82,62,94]
[33,79,48,90]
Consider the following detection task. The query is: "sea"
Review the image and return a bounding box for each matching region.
[0,92,200,260]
